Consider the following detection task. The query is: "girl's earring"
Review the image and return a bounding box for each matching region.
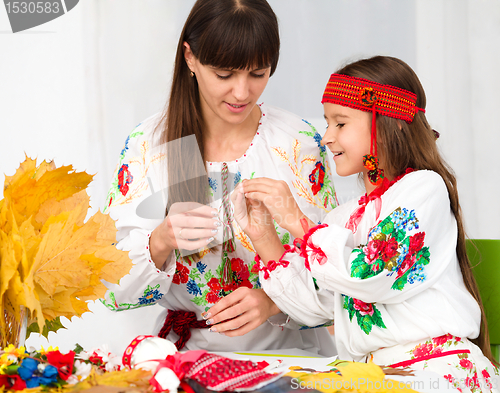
[363,154,384,186]
[190,71,195,78]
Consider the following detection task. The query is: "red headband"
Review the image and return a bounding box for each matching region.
[321,74,425,186]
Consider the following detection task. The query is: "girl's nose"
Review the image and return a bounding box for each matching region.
[321,125,335,147]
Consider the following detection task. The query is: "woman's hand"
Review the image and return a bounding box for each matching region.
[240,178,314,238]
[149,202,220,269]
[202,287,281,336]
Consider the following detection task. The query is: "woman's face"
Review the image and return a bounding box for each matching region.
[185,43,270,127]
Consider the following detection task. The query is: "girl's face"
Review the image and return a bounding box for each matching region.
[185,43,270,128]
[322,103,372,186]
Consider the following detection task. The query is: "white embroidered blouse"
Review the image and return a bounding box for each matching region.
[102,104,338,355]
[259,170,482,362]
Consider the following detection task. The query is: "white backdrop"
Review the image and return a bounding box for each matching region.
[1,0,499,352]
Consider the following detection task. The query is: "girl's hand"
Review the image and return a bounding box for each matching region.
[149,202,220,268]
[240,178,314,238]
[231,183,275,243]
[202,287,280,336]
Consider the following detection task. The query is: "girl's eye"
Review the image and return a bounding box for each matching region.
[216,73,231,79]
[251,72,266,78]
[336,123,345,128]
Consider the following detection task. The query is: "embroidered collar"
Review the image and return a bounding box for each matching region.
[346,168,415,233]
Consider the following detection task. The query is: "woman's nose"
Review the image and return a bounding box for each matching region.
[232,76,250,101]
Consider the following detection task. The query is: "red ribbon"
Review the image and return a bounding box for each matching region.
[149,351,207,393]
[387,349,470,369]
[346,168,415,233]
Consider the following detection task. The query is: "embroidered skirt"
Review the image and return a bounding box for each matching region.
[369,335,499,392]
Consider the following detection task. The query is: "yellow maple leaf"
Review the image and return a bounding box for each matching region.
[287,361,420,393]
[0,157,132,346]
[71,368,152,391]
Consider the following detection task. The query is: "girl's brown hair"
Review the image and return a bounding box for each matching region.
[336,56,495,364]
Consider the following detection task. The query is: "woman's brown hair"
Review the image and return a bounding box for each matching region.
[335,56,496,364]
[155,0,279,259]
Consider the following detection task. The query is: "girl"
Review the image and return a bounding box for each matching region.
[224,56,499,391]
[102,0,337,355]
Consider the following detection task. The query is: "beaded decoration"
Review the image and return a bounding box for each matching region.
[321,74,425,186]
[220,162,236,285]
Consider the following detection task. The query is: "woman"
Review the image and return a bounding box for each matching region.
[103,0,337,355]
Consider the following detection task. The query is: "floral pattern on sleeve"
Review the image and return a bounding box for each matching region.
[343,295,386,335]
[343,207,430,335]
[103,126,165,212]
[271,120,337,213]
[351,206,430,291]
[102,284,164,311]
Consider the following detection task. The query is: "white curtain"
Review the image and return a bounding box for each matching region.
[1,0,498,352]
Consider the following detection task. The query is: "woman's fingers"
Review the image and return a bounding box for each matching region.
[203,288,280,336]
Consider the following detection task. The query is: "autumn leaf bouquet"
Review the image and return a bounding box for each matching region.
[0,157,132,347]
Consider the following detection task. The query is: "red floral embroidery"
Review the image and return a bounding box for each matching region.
[308,161,325,195]
[173,262,189,285]
[396,254,417,279]
[380,237,399,261]
[412,343,433,358]
[117,164,133,196]
[432,333,453,346]
[443,374,454,383]
[206,291,221,304]
[352,298,374,316]
[409,232,425,254]
[207,277,222,291]
[460,358,474,370]
[204,259,254,302]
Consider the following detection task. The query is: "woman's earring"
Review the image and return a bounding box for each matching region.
[190,71,195,78]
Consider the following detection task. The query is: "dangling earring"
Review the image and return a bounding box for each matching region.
[190,71,195,78]
[363,108,384,186]
[363,154,384,186]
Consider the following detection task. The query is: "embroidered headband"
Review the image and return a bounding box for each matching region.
[321,74,426,186]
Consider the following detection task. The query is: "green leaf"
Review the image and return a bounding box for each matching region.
[391,276,407,291]
[189,270,201,281]
[358,314,372,335]
[298,130,315,137]
[27,317,65,339]
[281,232,290,245]
[381,221,394,235]
[371,306,387,329]
[191,291,209,307]
[204,270,214,282]
[73,343,84,355]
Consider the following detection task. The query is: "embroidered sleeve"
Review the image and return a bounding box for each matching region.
[101,118,176,311]
[259,171,454,330]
